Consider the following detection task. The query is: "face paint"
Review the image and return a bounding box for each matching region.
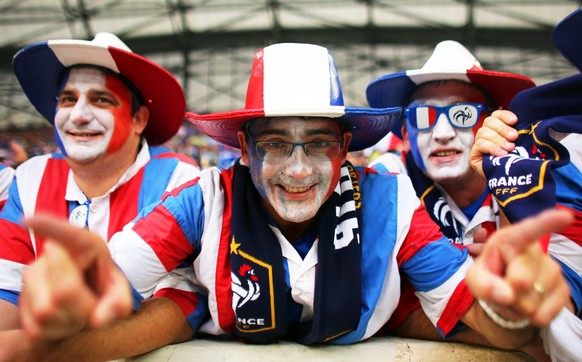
[246,117,344,224]
[104,73,133,155]
[54,68,134,163]
[407,81,489,184]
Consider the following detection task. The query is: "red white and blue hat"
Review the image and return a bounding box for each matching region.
[553,7,582,71]
[186,43,401,152]
[12,32,185,146]
[366,40,535,138]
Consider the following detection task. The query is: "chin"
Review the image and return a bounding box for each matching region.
[278,209,318,224]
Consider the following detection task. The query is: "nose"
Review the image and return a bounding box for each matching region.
[69,97,93,125]
[285,144,313,178]
[431,113,456,143]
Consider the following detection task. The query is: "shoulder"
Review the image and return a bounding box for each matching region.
[148,146,199,167]
[15,153,66,176]
[368,152,407,174]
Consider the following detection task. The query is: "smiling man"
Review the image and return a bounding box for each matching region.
[365,41,549,357]
[0,33,200,335]
[8,43,573,361]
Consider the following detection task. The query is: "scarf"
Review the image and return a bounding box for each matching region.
[405,152,464,245]
[482,73,582,223]
[229,162,362,344]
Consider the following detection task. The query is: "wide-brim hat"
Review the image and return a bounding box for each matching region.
[552,7,582,71]
[12,32,185,146]
[366,40,535,138]
[186,43,401,152]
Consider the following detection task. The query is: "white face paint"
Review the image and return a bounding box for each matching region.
[410,81,487,184]
[244,118,345,224]
[54,67,130,163]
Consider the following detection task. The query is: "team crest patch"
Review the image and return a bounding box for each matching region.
[483,122,559,220]
[230,237,276,332]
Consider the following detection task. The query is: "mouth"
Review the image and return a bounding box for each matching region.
[430,149,461,158]
[278,184,315,195]
[66,130,103,139]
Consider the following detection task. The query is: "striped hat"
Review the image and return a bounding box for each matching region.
[186,43,401,152]
[366,40,535,138]
[12,32,185,146]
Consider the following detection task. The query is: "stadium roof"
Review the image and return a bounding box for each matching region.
[0,0,580,129]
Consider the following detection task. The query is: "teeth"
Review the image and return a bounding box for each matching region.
[70,132,100,137]
[433,150,459,157]
[285,186,310,193]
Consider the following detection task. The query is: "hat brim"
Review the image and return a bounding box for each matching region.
[12,41,185,146]
[552,8,582,71]
[186,106,401,152]
[366,69,535,138]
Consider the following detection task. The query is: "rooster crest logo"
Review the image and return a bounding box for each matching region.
[231,264,261,310]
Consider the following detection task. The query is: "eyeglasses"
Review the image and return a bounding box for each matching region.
[404,103,490,131]
[252,140,344,163]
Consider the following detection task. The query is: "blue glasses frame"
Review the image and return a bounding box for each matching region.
[404,103,491,131]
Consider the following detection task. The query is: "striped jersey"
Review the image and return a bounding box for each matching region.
[108,164,474,342]
[0,143,200,305]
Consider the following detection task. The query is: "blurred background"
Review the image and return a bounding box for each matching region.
[0,0,580,168]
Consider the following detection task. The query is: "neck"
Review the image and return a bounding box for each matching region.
[68,142,140,200]
[439,173,487,209]
[261,199,317,242]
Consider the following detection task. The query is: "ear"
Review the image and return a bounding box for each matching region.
[237,130,249,164]
[133,106,149,135]
[340,131,353,163]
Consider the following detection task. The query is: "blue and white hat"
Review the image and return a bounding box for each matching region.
[186,43,401,152]
[12,32,186,145]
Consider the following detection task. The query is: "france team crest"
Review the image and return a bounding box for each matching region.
[229,236,277,333]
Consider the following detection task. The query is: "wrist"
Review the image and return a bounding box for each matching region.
[478,299,531,330]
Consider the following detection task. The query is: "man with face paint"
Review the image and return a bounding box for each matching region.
[365,41,553,358]
[0,33,200,339]
[9,43,572,361]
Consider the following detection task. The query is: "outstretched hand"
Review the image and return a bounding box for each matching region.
[470,110,519,178]
[466,208,573,328]
[20,214,133,340]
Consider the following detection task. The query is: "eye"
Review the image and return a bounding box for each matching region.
[263,141,285,149]
[58,95,77,107]
[93,96,115,105]
[311,140,332,149]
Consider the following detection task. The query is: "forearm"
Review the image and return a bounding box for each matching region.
[27,297,194,361]
[0,299,20,330]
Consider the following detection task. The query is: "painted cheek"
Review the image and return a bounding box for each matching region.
[323,160,341,200]
[105,75,133,154]
[406,119,426,170]
[53,127,68,157]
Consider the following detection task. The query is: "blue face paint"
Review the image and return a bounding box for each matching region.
[405,117,425,171]
[53,70,71,157]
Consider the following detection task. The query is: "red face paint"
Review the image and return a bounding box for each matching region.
[104,74,134,155]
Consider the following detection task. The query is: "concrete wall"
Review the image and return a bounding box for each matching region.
[131,336,533,361]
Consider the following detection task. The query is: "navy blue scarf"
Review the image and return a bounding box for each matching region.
[482,74,582,222]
